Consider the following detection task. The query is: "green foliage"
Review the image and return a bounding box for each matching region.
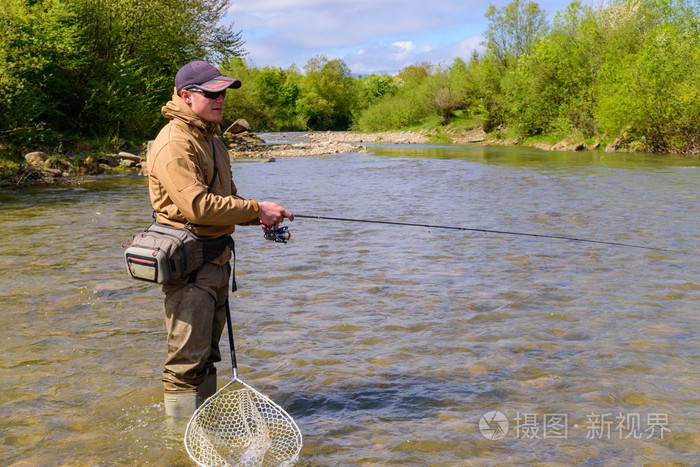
[594,0,700,153]
[0,0,245,153]
[221,59,305,130]
[361,74,402,106]
[298,55,360,130]
[2,0,698,157]
[483,0,549,67]
[503,1,599,136]
[465,0,699,153]
[354,64,435,132]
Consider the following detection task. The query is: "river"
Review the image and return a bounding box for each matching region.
[1,142,698,465]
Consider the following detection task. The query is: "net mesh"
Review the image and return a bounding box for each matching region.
[185,381,302,467]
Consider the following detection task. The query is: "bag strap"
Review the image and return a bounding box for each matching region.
[207,141,218,194]
[187,141,226,285]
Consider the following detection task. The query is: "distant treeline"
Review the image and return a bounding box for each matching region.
[2,0,699,158]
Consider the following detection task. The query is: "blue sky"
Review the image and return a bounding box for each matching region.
[225,0,592,75]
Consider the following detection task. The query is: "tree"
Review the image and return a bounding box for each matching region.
[595,0,700,153]
[503,1,600,136]
[483,0,549,67]
[361,73,401,106]
[298,55,359,130]
[0,0,246,153]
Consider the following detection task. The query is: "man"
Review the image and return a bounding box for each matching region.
[147,60,293,417]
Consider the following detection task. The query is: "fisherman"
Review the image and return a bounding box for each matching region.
[147,60,293,417]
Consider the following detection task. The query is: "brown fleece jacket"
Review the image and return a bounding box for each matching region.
[147,91,259,247]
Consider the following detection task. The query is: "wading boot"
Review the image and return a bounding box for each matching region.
[198,373,217,403]
[164,391,198,418]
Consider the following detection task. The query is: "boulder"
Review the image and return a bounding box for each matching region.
[552,141,569,151]
[76,156,103,175]
[117,151,142,163]
[531,142,553,151]
[45,158,73,172]
[224,119,250,135]
[96,155,119,167]
[606,131,629,152]
[552,140,586,151]
[24,151,49,166]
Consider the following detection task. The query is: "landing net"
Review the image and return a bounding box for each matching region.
[185,380,302,467]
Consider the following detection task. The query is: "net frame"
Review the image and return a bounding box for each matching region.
[184,299,302,466]
[184,377,302,466]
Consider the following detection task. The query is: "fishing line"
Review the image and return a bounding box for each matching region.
[278,214,698,257]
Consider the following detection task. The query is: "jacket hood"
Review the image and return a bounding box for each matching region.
[161,90,218,135]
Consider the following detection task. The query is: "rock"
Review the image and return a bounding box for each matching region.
[42,168,63,177]
[531,142,553,151]
[552,140,586,151]
[609,131,628,151]
[24,151,49,166]
[76,156,103,175]
[96,155,119,167]
[224,119,250,135]
[227,132,264,148]
[45,158,73,172]
[303,131,429,145]
[117,152,142,162]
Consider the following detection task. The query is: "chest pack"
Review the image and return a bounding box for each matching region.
[123,223,232,284]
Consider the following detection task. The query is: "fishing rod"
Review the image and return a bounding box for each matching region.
[263,214,699,257]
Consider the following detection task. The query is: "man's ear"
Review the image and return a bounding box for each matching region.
[180,90,192,105]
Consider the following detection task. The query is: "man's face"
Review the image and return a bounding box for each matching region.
[181,89,226,123]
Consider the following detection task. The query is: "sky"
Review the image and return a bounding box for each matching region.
[224,0,590,75]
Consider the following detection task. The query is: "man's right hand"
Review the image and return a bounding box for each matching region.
[257,201,294,230]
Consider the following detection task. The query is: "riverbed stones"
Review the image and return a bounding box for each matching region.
[229,140,365,159]
[304,131,429,144]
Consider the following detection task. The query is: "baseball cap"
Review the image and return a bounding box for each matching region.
[175,61,242,95]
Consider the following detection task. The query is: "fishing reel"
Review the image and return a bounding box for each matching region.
[264,225,291,244]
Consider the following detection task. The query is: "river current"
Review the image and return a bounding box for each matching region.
[1,142,698,465]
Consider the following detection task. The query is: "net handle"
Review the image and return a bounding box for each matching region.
[224,298,239,380]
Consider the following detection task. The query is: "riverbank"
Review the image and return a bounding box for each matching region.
[0,125,687,189]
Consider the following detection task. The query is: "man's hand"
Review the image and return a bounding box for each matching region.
[258,201,294,230]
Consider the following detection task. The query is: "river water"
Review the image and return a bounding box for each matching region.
[1,142,698,465]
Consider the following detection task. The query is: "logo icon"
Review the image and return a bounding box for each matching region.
[479,411,509,440]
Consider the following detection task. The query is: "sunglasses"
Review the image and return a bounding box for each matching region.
[185,88,227,100]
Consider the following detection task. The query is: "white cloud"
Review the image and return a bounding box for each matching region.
[224,0,583,74]
[390,42,416,60]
